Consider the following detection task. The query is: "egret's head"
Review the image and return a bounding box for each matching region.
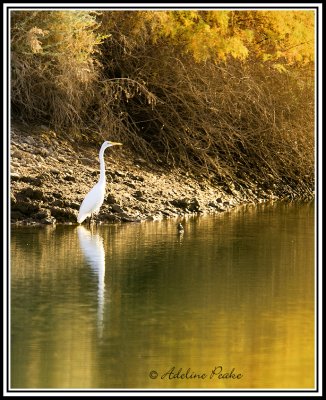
[102,140,123,150]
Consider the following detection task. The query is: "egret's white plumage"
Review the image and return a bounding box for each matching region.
[77,140,122,224]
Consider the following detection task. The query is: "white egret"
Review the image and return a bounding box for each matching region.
[77,141,122,224]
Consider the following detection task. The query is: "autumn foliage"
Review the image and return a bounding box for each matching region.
[10,10,315,198]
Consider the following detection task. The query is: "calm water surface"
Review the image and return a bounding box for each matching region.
[10,202,315,389]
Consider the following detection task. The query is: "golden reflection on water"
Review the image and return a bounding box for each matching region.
[10,202,315,389]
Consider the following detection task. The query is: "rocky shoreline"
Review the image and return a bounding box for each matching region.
[10,124,279,226]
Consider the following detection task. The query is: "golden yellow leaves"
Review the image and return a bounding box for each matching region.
[146,10,315,67]
[26,27,48,53]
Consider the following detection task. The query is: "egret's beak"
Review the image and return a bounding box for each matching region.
[109,141,122,146]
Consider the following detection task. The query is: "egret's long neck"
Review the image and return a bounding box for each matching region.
[99,148,106,184]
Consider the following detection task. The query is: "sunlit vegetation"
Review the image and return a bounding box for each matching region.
[10,10,315,198]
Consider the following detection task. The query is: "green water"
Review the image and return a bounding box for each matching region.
[10,201,315,389]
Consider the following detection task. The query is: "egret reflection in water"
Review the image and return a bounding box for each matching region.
[77,226,106,337]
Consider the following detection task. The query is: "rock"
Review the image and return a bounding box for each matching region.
[34,209,51,220]
[50,207,76,222]
[120,213,142,222]
[11,210,25,220]
[12,200,41,215]
[34,148,49,157]
[129,173,145,182]
[229,198,238,205]
[170,198,190,210]
[188,198,201,212]
[223,199,236,207]
[64,175,76,182]
[114,170,126,178]
[52,199,64,207]
[125,181,136,189]
[41,216,56,225]
[12,149,24,159]
[17,187,44,200]
[111,204,124,213]
[170,197,201,212]
[208,201,225,211]
[161,209,175,216]
[146,214,163,221]
[69,202,80,210]
[100,214,121,223]
[133,190,144,199]
[80,157,94,166]
[231,189,241,198]
[106,194,118,204]
[24,137,35,145]
[20,176,43,186]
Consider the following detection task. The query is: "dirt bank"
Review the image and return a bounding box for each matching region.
[10,124,279,226]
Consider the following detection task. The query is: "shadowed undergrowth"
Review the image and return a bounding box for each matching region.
[10,10,315,199]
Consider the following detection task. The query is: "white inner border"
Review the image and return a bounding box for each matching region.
[3,3,322,397]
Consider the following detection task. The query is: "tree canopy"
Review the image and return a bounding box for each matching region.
[98,10,314,66]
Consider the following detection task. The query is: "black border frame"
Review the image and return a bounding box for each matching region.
[4,2,321,396]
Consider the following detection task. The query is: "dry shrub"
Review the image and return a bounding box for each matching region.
[11,10,101,129]
[96,16,314,197]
